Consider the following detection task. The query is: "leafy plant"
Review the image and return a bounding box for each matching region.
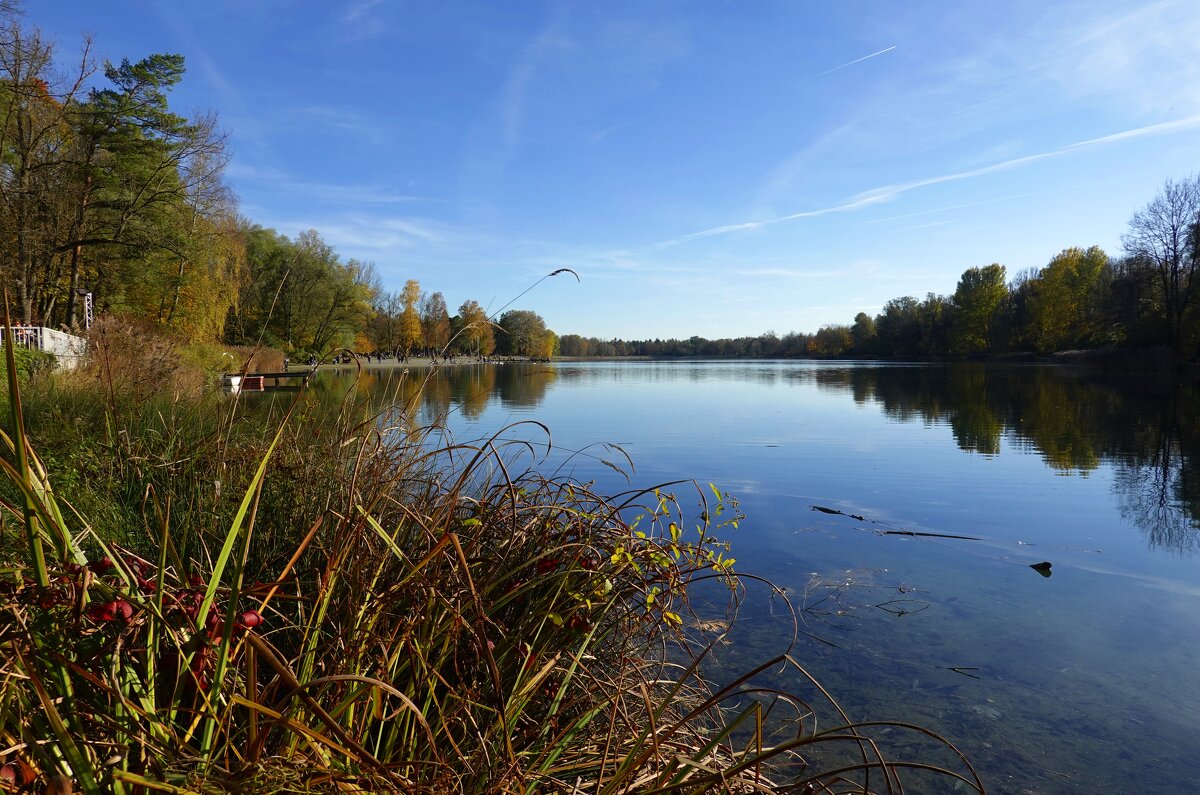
[0,306,984,793]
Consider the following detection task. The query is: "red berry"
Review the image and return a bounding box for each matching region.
[237,610,264,629]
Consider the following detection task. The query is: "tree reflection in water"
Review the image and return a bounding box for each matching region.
[1112,399,1200,555]
[806,363,1200,554]
[306,363,555,428]
[294,361,1200,554]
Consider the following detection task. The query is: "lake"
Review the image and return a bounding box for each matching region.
[305,359,1200,793]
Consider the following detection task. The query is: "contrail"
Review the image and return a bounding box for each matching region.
[655,112,1200,249]
[818,45,896,76]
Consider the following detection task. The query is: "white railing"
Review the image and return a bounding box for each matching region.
[2,326,88,369]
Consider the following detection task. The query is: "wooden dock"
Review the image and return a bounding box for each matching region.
[222,368,316,393]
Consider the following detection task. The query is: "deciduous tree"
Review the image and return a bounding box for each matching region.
[496,309,549,357]
[851,312,876,353]
[0,22,90,323]
[1028,246,1110,352]
[419,291,451,353]
[454,299,494,356]
[399,279,422,354]
[1122,175,1200,351]
[952,264,1007,354]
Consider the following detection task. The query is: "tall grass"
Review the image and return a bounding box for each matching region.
[0,312,985,793]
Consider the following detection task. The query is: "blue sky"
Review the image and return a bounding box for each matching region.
[28,0,1200,339]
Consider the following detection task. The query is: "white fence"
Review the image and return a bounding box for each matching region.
[2,326,88,369]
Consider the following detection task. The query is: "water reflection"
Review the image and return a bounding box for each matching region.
[801,363,1200,554]
[1113,413,1200,555]
[268,361,1200,555]
[296,363,556,426]
[245,360,1200,791]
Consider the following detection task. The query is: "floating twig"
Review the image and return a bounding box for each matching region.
[879,530,981,541]
[946,666,982,679]
[811,505,866,521]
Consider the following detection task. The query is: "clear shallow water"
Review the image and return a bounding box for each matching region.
[304,360,1200,793]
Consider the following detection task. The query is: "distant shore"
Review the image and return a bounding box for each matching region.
[309,355,547,371]
[292,347,1196,375]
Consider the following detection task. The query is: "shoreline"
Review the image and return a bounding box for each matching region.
[306,355,551,371]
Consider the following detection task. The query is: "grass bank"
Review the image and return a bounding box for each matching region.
[0,319,984,793]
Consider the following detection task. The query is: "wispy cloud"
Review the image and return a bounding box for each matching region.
[936,0,1200,121]
[291,105,392,145]
[255,214,447,252]
[896,220,954,233]
[339,0,390,38]
[499,9,573,161]
[659,114,1200,248]
[661,185,899,247]
[730,266,870,281]
[817,45,896,76]
[342,0,383,24]
[590,120,633,143]
[753,122,859,212]
[1039,0,1200,116]
[867,193,1032,224]
[228,162,442,206]
[145,6,243,111]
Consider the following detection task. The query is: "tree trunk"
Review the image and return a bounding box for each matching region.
[65,174,93,329]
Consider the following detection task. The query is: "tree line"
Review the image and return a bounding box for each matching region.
[0,10,557,360]
[5,6,1196,364]
[560,176,1200,361]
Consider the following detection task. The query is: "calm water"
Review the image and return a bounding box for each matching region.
[304,360,1200,793]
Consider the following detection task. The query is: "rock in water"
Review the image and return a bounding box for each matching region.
[1030,561,1053,577]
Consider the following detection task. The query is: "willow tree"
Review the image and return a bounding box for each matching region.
[228,227,374,354]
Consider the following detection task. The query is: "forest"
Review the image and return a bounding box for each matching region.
[560,200,1200,362]
[0,14,555,360]
[3,10,1197,365]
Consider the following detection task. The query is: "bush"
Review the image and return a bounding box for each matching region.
[5,344,56,384]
